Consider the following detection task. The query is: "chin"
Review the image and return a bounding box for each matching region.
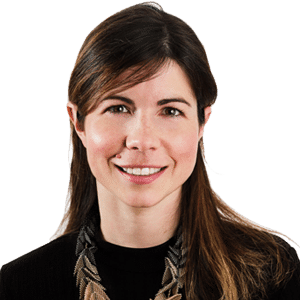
[120,187,181,210]
[122,195,163,209]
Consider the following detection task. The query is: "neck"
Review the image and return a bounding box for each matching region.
[98,192,181,249]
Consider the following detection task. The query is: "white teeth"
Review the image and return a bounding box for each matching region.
[121,167,162,176]
[133,168,141,175]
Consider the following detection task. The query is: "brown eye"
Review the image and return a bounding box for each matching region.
[106,105,129,114]
[162,107,183,117]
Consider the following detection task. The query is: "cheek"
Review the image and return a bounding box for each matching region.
[171,130,199,165]
[84,122,121,161]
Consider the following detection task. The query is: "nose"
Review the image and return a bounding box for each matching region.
[126,115,160,152]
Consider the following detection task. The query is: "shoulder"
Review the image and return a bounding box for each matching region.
[1,232,78,273]
[227,224,300,298]
[257,235,300,299]
[268,239,300,299]
[0,232,79,300]
[271,235,300,275]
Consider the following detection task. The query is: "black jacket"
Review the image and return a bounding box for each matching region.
[1,232,300,300]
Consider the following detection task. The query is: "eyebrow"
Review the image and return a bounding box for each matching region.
[101,95,191,107]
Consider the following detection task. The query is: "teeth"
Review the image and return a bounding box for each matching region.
[122,167,162,176]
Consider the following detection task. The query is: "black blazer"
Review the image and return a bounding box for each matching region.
[1,232,300,300]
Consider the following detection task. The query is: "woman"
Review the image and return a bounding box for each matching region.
[0,2,299,300]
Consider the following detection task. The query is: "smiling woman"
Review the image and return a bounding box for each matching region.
[0,2,299,300]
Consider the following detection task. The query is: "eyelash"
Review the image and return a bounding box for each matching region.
[105,105,184,118]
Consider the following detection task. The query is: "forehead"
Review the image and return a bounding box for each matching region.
[103,60,196,103]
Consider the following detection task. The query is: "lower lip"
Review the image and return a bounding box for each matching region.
[116,167,167,185]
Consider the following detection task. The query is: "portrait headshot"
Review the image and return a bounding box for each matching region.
[0,1,299,299]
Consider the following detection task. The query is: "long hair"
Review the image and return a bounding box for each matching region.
[57,3,296,299]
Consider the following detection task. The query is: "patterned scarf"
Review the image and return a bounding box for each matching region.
[74,214,186,300]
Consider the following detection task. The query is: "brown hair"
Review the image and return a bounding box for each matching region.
[57,2,296,299]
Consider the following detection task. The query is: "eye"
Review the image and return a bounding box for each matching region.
[106,105,130,114]
[105,105,183,117]
[162,107,183,117]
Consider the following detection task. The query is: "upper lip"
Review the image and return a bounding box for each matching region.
[115,164,167,169]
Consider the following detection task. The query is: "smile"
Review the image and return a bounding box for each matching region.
[115,165,167,185]
[121,167,163,176]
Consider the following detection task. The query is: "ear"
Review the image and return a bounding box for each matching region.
[198,106,212,141]
[67,101,87,148]
[204,106,211,125]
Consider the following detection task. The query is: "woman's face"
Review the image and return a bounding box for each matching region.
[69,60,210,209]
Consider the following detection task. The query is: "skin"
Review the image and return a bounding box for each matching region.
[67,60,211,248]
